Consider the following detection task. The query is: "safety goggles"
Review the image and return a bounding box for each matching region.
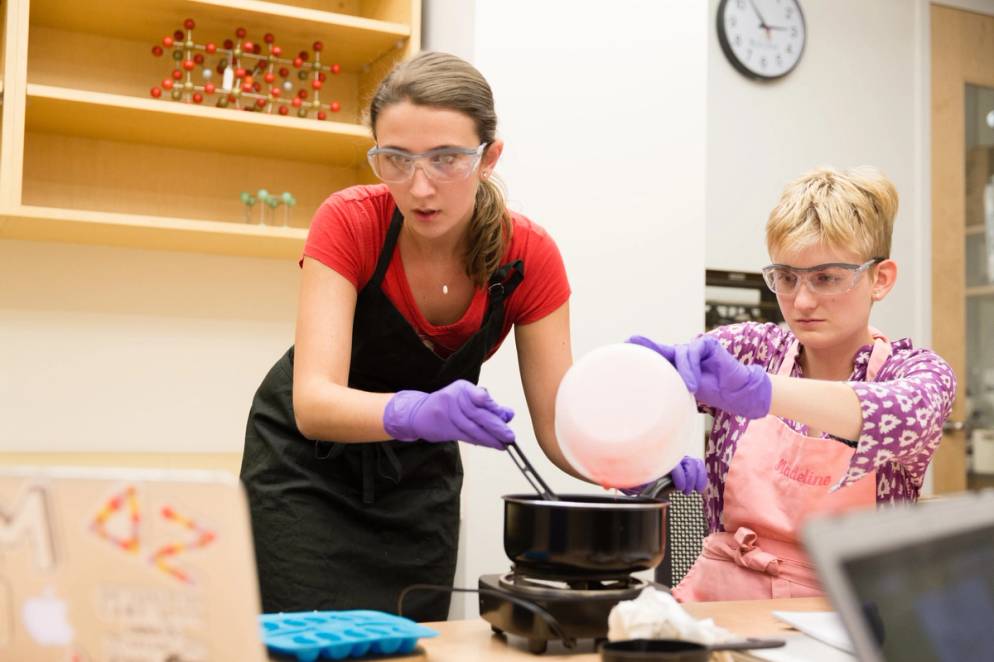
[761,257,885,296]
[366,143,488,183]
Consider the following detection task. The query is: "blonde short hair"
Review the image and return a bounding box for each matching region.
[765,166,898,260]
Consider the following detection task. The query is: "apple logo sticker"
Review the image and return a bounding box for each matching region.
[22,586,74,646]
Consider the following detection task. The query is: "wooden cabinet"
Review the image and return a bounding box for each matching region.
[0,0,419,258]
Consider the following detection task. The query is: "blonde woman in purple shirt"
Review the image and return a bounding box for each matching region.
[631,166,956,601]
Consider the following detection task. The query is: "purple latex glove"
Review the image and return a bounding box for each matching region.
[627,335,772,420]
[669,456,708,494]
[383,379,515,450]
[620,456,708,496]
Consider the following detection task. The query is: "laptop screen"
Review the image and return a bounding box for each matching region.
[841,524,994,662]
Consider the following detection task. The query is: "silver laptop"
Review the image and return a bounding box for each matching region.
[803,490,994,662]
[0,466,268,662]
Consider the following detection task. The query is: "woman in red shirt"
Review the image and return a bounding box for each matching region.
[241,52,577,621]
[240,52,700,621]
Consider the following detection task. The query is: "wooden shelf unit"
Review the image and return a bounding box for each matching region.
[0,0,419,257]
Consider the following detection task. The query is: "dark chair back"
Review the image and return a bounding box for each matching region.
[656,491,707,587]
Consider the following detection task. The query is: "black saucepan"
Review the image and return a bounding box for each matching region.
[502,493,669,577]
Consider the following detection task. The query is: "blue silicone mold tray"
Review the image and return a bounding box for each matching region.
[260,610,439,662]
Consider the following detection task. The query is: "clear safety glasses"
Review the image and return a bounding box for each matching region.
[366,143,488,183]
[761,257,885,296]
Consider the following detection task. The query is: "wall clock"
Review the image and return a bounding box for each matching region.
[717,0,806,81]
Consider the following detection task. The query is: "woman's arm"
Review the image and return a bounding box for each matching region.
[768,375,863,440]
[292,257,393,442]
[513,301,586,479]
[840,350,956,486]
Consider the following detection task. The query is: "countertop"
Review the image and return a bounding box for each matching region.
[411,597,830,660]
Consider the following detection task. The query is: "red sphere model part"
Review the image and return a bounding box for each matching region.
[278,67,289,77]
[291,97,302,108]
[313,41,323,52]
[162,78,175,90]
[255,98,267,108]
[183,18,195,29]
[205,42,217,54]
[150,87,162,98]
[331,63,341,74]
[171,69,183,80]
[236,67,247,78]
[152,45,164,57]
[193,53,204,64]
[311,79,322,90]
[241,82,253,93]
[264,32,275,44]
[317,111,327,121]
[293,57,303,68]
[264,72,275,83]
[236,27,247,38]
[298,50,309,62]
[173,29,184,41]
[278,105,289,116]
[243,41,254,53]
[162,36,174,47]
[204,82,216,94]
[318,72,326,82]
[297,89,308,99]
[182,59,195,71]
[192,92,204,104]
[272,46,282,57]
[270,87,281,97]
[331,101,341,112]
[223,39,234,50]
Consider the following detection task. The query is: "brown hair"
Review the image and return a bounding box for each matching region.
[368,51,511,287]
[766,166,898,260]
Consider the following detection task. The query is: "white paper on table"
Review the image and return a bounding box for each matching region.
[771,611,854,653]
[731,633,857,662]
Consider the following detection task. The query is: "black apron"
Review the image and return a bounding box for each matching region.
[240,207,523,622]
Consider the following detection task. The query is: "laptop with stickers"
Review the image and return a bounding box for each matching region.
[0,465,267,662]
[803,490,994,662]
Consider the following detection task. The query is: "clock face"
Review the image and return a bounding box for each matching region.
[718,0,806,80]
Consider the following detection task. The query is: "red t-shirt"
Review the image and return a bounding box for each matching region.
[302,184,571,357]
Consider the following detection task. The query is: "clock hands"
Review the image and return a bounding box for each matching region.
[748,0,770,29]
[748,0,781,41]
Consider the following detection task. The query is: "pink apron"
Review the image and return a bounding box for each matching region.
[671,334,891,602]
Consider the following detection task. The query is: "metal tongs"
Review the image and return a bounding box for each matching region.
[506,441,559,501]
[637,475,673,499]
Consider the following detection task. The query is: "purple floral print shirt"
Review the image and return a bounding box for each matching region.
[701,322,957,534]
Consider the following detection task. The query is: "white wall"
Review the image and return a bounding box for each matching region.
[706,0,929,343]
[0,240,297,453]
[425,0,709,618]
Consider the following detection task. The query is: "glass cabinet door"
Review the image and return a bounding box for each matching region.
[964,85,994,488]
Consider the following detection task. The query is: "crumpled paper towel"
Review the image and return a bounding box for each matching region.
[607,587,734,644]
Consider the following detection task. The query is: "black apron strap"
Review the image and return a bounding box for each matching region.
[479,259,524,351]
[371,206,404,286]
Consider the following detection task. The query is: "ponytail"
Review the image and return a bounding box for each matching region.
[465,174,512,286]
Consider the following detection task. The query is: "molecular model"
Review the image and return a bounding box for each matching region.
[150,18,342,120]
[241,189,297,226]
